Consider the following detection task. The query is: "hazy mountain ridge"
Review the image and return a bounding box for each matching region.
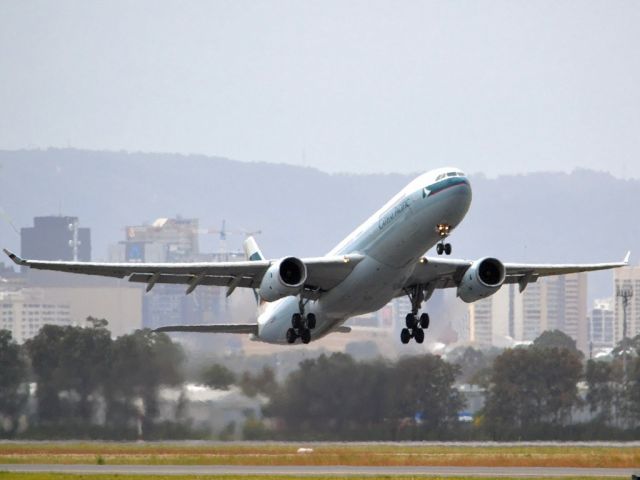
[1,149,638,300]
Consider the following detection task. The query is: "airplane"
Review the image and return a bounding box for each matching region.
[3,167,630,345]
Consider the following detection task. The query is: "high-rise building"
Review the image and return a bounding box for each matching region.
[469,284,511,346]
[21,216,91,262]
[514,273,588,351]
[108,217,249,329]
[110,217,199,263]
[590,298,615,350]
[613,266,640,342]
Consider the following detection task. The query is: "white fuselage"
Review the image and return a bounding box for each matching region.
[257,167,472,344]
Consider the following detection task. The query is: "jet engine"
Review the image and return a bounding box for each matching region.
[258,257,307,302]
[457,257,506,303]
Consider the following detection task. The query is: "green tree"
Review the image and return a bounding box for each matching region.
[26,323,112,423]
[533,329,579,354]
[105,329,184,431]
[0,330,28,435]
[389,355,465,435]
[239,366,278,397]
[448,346,500,386]
[267,353,392,437]
[201,363,236,390]
[625,355,640,427]
[585,359,623,425]
[60,320,112,420]
[483,347,582,438]
[25,325,68,422]
[611,334,640,357]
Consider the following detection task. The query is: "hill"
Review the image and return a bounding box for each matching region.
[1,148,637,300]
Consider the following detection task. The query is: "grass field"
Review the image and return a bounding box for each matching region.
[0,443,638,468]
[0,475,629,480]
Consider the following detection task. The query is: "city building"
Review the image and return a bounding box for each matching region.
[0,286,142,342]
[107,216,251,331]
[0,289,72,343]
[589,298,615,350]
[468,273,588,352]
[613,266,640,342]
[21,216,91,262]
[110,217,199,262]
[514,273,588,351]
[40,287,143,337]
[468,285,511,347]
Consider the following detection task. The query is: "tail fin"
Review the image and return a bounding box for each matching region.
[243,236,264,261]
[243,236,264,304]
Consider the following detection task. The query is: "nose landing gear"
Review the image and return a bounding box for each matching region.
[435,224,452,255]
[286,297,317,344]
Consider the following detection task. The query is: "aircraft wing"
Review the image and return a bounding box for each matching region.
[2,248,364,295]
[405,252,630,293]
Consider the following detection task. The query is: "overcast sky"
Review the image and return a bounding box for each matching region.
[1,1,639,177]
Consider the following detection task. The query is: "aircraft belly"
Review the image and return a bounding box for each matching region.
[255,256,411,344]
[318,256,410,318]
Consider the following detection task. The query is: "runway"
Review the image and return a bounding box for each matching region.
[1,464,637,477]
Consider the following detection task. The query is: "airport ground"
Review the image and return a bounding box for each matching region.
[0,474,635,480]
[1,442,639,467]
[1,442,639,479]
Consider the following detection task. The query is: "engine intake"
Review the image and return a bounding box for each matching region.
[457,257,506,303]
[258,257,307,302]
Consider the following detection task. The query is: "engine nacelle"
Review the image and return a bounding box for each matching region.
[258,257,307,302]
[457,257,506,303]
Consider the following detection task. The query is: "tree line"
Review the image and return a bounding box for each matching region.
[0,319,185,439]
[1,322,639,440]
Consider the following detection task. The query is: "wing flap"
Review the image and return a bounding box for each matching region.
[128,273,256,289]
[3,249,364,295]
[154,324,258,334]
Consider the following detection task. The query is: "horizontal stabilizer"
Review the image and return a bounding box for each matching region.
[335,326,351,333]
[154,324,258,334]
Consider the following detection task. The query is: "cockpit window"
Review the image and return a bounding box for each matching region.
[446,172,457,177]
[436,173,445,181]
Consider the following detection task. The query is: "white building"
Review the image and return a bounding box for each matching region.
[468,273,588,352]
[590,298,615,350]
[0,289,72,343]
[469,284,512,347]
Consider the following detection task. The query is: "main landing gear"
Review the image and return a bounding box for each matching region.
[400,285,432,345]
[286,297,316,345]
[435,224,452,255]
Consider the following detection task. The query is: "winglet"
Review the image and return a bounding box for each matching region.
[624,251,631,265]
[3,248,26,266]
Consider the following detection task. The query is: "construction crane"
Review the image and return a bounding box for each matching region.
[197,220,262,258]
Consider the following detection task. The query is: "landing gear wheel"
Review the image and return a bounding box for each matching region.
[414,328,425,344]
[306,313,317,330]
[444,243,452,255]
[436,243,444,255]
[405,313,418,329]
[300,329,311,344]
[286,328,297,344]
[419,313,430,329]
[400,328,411,344]
[291,313,303,329]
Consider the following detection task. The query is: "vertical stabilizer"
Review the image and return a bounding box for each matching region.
[243,236,264,304]
[243,236,264,261]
